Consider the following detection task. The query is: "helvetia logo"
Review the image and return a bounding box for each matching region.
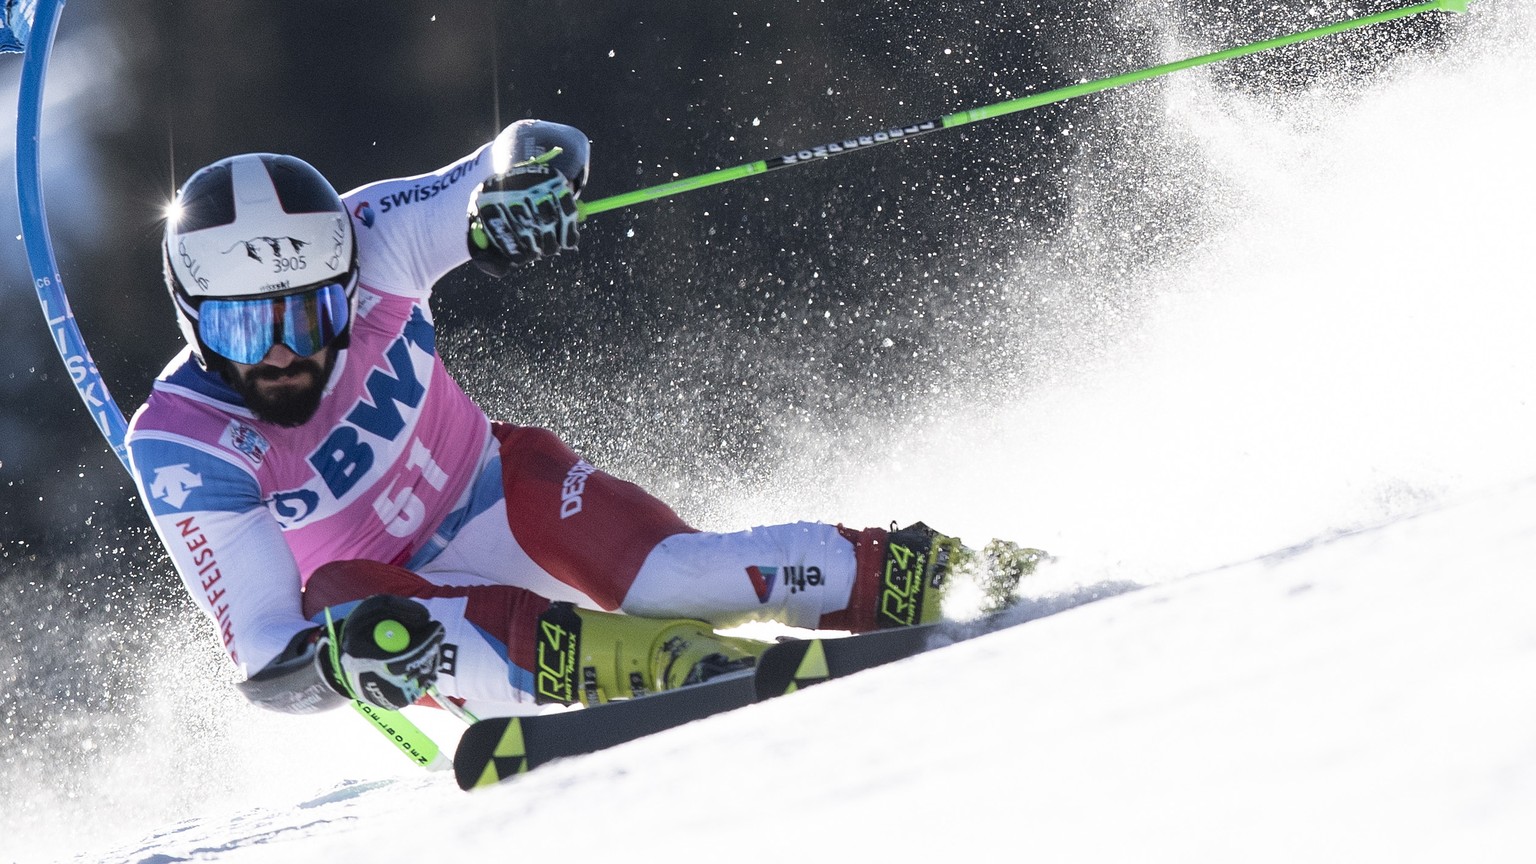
[746,565,776,603]
[353,201,376,228]
[745,565,825,603]
[781,565,824,595]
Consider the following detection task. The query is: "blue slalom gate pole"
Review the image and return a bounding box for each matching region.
[12,0,131,469]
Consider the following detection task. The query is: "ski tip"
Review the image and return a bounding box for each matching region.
[1437,0,1469,12]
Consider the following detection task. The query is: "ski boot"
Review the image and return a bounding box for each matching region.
[872,524,1052,624]
[531,603,770,706]
[875,522,971,629]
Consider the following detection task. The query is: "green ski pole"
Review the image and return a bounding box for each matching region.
[348,700,451,771]
[322,609,453,769]
[577,0,1468,220]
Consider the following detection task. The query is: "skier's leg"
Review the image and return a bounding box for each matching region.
[491,423,966,633]
[492,423,697,609]
[819,522,968,631]
[619,522,858,629]
[622,521,964,632]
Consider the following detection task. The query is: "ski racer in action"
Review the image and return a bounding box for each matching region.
[126,119,976,719]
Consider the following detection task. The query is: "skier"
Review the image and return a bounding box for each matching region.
[127,119,969,719]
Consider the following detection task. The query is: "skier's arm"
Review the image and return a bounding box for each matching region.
[127,435,317,684]
[129,432,454,714]
[235,593,446,714]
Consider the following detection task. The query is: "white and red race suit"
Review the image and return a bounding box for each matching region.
[126,122,891,711]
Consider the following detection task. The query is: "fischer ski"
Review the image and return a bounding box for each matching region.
[750,621,954,698]
[454,670,759,790]
[453,613,1022,790]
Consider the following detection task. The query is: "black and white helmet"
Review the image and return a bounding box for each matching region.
[164,154,357,366]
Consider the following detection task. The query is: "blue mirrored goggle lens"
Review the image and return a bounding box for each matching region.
[199,282,350,365]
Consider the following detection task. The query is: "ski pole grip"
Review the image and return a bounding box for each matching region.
[373,619,411,653]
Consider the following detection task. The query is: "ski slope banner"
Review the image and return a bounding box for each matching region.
[8,0,132,469]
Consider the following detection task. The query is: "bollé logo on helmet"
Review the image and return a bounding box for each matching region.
[177,240,211,292]
[326,215,347,271]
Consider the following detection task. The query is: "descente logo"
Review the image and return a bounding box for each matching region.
[560,459,597,519]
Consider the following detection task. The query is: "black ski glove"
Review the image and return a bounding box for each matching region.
[467,119,589,277]
[468,163,580,276]
[325,594,445,710]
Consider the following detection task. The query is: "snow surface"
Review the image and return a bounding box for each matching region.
[13,4,1536,862]
[77,477,1536,863]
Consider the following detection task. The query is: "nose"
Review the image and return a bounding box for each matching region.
[259,343,302,368]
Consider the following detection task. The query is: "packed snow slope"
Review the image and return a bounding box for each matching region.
[79,475,1536,863]
[11,4,1536,863]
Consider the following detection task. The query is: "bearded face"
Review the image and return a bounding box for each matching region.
[223,345,337,427]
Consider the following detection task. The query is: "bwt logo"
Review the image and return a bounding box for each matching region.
[560,460,597,519]
[306,308,435,500]
[268,307,436,531]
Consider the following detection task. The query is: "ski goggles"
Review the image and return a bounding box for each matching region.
[198,281,351,365]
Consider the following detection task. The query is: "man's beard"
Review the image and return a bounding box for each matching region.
[230,351,336,427]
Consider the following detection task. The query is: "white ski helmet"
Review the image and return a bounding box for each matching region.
[164,153,357,367]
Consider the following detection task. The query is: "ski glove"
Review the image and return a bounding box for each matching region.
[325,594,446,711]
[468,162,581,277]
